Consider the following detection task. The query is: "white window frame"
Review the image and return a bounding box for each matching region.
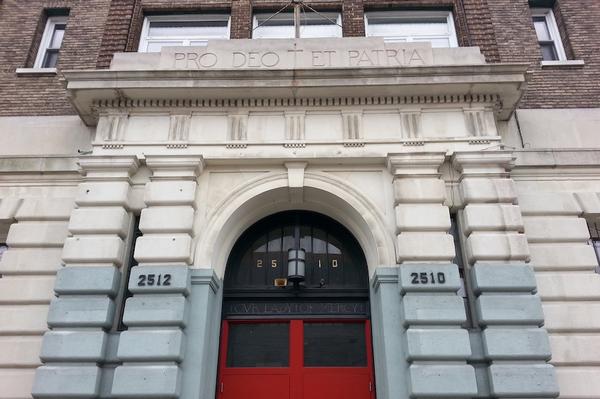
[33,15,68,69]
[252,12,342,39]
[138,14,231,52]
[531,8,567,61]
[365,10,458,47]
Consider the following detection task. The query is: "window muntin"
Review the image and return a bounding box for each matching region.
[34,16,68,68]
[365,11,458,48]
[253,12,342,39]
[531,8,566,61]
[139,14,230,52]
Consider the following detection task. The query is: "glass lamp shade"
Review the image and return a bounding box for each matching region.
[287,249,306,283]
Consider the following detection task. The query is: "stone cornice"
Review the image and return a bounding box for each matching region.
[144,155,205,180]
[62,63,528,126]
[451,151,515,178]
[78,155,140,181]
[387,152,447,177]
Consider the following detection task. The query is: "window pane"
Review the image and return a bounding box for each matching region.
[254,12,341,38]
[413,37,451,48]
[42,49,59,68]
[533,17,552,41]
[49,25,66,49]
[304,322,367,367]
[227,323,289,367]
[149,20,228,38]
[146,41,185,52]
[540,42,558,61]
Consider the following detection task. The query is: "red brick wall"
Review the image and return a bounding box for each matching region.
[0,0,112,116]
[0,0,598,116]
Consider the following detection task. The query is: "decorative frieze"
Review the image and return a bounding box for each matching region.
[342,110,363,141]
[101,112,128,141]
[168,113,191,142]
[227,112,248,141]
[400,111,421,139]
[284,111,305,141]
[464,109,496,137]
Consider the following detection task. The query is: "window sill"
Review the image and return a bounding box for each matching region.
[15,67,57,76]
[541,60,585,67]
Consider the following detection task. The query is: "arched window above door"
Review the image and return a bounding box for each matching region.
[224,211,369,296]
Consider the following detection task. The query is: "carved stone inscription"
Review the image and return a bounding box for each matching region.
[160,38,434,70]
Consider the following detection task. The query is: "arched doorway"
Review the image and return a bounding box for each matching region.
[217,211,375,399]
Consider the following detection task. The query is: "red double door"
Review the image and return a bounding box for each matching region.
[217,319,375,399]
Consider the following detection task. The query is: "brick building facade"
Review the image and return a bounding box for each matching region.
[0,0,599,398]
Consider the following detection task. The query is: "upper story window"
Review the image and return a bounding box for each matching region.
[531,8,566,61]
[34,15,68,68]
[365,10,458,48]
[138,14,230,52]
[253,12,342,39]
[587,221,600,274]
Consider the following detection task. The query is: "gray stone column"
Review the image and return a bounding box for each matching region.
[372,153,477,399]
[111,156,203,399]
[452,151,559,399]
[32,156,139,399]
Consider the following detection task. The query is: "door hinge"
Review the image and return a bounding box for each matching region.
[369,381,373,392]
[220,382,224,393]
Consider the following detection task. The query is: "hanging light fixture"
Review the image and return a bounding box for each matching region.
[287,248,306,286]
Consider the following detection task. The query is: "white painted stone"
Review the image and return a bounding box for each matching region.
[0,305,50,334]
[0,248,63,275]
[529,243,598,271]
[15,199,74,221]
[144,181,197,206]
[393,178,446,204]
[397,232,455,262]
[0,336,42,367]
[460,178,517,203]
[0,369,36,399]
[62,236,124,266]
[139,206,195,234]
[0,277,55,304]
[550,334,600,366]
[462,204,523,233]
[75,182,131,207]
[555,366,600,398]
[395,204,450,232]
[0,198,22,222]
[134,234,193,264]
[6,222,69,248]
[523,216,590,243]
[543,303,600,332]
[466,232,530,262]
[68,207,130,237]
[574,192,600,215]
[518,193,581,216]
[536,273,600,301]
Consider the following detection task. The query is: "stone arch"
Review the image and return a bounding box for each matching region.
[193,171,396,278]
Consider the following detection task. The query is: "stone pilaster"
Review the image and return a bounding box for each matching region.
[111,155,203,399]
[452,151,559,399]
[388,152,454,263]
[32,155,139,399]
